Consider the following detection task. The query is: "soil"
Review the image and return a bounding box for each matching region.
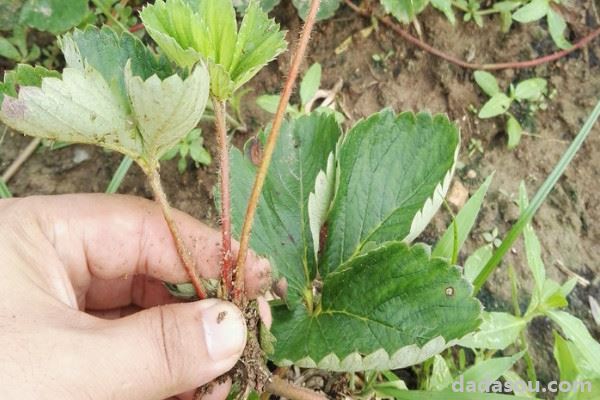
[1,1,599,398]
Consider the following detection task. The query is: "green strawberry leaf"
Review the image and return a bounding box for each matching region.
[320,110,459,275]
[229,113,342,304]
[0,0,25,31]
[292,0,341,21]
[19,0,88,34]
[125,62,210,164]
[271,242,481,371]
[142,0,287,99]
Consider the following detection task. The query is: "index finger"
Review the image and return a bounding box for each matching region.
[8,194,271,301]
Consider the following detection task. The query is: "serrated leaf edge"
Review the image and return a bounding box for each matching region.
[277,335,459,372]
[403,143,459,243]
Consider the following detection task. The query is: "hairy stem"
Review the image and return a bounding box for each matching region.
[213,98,235,299]
[265,376,329,400]
[345,0,600,70]
[148,168,207,299]
[234,0,322,304]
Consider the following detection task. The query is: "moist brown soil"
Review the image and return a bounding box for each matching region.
[1,1,599,397]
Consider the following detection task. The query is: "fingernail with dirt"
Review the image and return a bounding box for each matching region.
[200,300,247,361]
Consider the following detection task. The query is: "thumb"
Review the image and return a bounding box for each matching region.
[89,299,246,400]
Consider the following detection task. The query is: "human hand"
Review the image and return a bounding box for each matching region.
[0,194,271,400]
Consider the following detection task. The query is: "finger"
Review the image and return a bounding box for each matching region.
[10,194,270,302]
[81,299,245,399]
[85,275,177,310]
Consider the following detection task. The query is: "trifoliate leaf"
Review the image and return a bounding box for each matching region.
[292,0,341,21]
[271,242,481,371]
[1,28,209,170]
[381,0,430,23]
[19,0,88,34]
[230,113,342,304]
[125,62,209,163]
[320,110,459,275]
[142,0,287,99]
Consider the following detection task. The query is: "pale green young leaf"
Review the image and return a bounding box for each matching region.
[457,312,526,350]
[429,355,454,391]
[381,0,430,23]
[547,310,600,375]
[433,173,494,260]
[464,244,493,284]
[506,114,523,149]
[293,0,341,21]
[197,0,237,69]
[515,78,547,101]
[554,331,580,383]
[271,242,481,371]
[547,9,572,50]
[0,37,20,61]
[321,110,459,275]
[257,94,282,113]
[457,351,524,387]
[474,71,500,97]
[140,0,205,68]
[431,0,456,25]
[19,0,88,34]
[519,183,545,296]
[493,1,521,12]
[300,63,322,107]
[479,93,512,118]
[229,0,287,91]
[512,0,550,23]
[125,62,210,164]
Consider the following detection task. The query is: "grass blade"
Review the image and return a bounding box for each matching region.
[473,99,600,293]
[106,156,133,194]
[0,178,12,198]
